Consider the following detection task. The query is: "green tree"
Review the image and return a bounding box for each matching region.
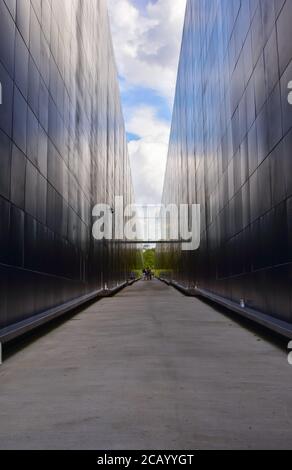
[143,249,156,270]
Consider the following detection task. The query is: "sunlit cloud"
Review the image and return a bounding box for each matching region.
[108,0,186,204]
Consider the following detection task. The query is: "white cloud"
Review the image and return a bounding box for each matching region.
[108,0,186,103]
[107,0,186,205]
[127,106,170,204]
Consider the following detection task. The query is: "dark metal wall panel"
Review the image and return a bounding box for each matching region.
[159,0,292,322]
[0,0,135,331]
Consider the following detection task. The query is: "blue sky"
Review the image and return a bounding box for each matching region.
[108,0,186,204]
[132,0,158,12]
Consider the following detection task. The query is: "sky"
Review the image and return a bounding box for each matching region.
[107,0,187,205]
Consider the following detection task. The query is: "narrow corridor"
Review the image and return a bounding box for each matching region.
[0,280,292,450]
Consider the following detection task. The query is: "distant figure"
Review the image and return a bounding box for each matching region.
[142,268,154,281]
[144,268,153,281]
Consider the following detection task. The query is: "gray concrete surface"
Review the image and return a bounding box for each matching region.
[0,279,292,450]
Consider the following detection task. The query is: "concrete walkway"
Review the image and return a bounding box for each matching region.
[0,280,292,450]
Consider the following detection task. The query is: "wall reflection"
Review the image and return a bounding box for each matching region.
[0,0,138,332]
[158,0,292,323]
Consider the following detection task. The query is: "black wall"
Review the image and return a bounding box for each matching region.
[159,0,292,323]
[0,0,136,332]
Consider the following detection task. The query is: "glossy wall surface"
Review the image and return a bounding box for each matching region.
[159,0,292,322]
[0,0,136,331]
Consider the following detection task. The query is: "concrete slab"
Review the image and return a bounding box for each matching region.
[0,280,292,450]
